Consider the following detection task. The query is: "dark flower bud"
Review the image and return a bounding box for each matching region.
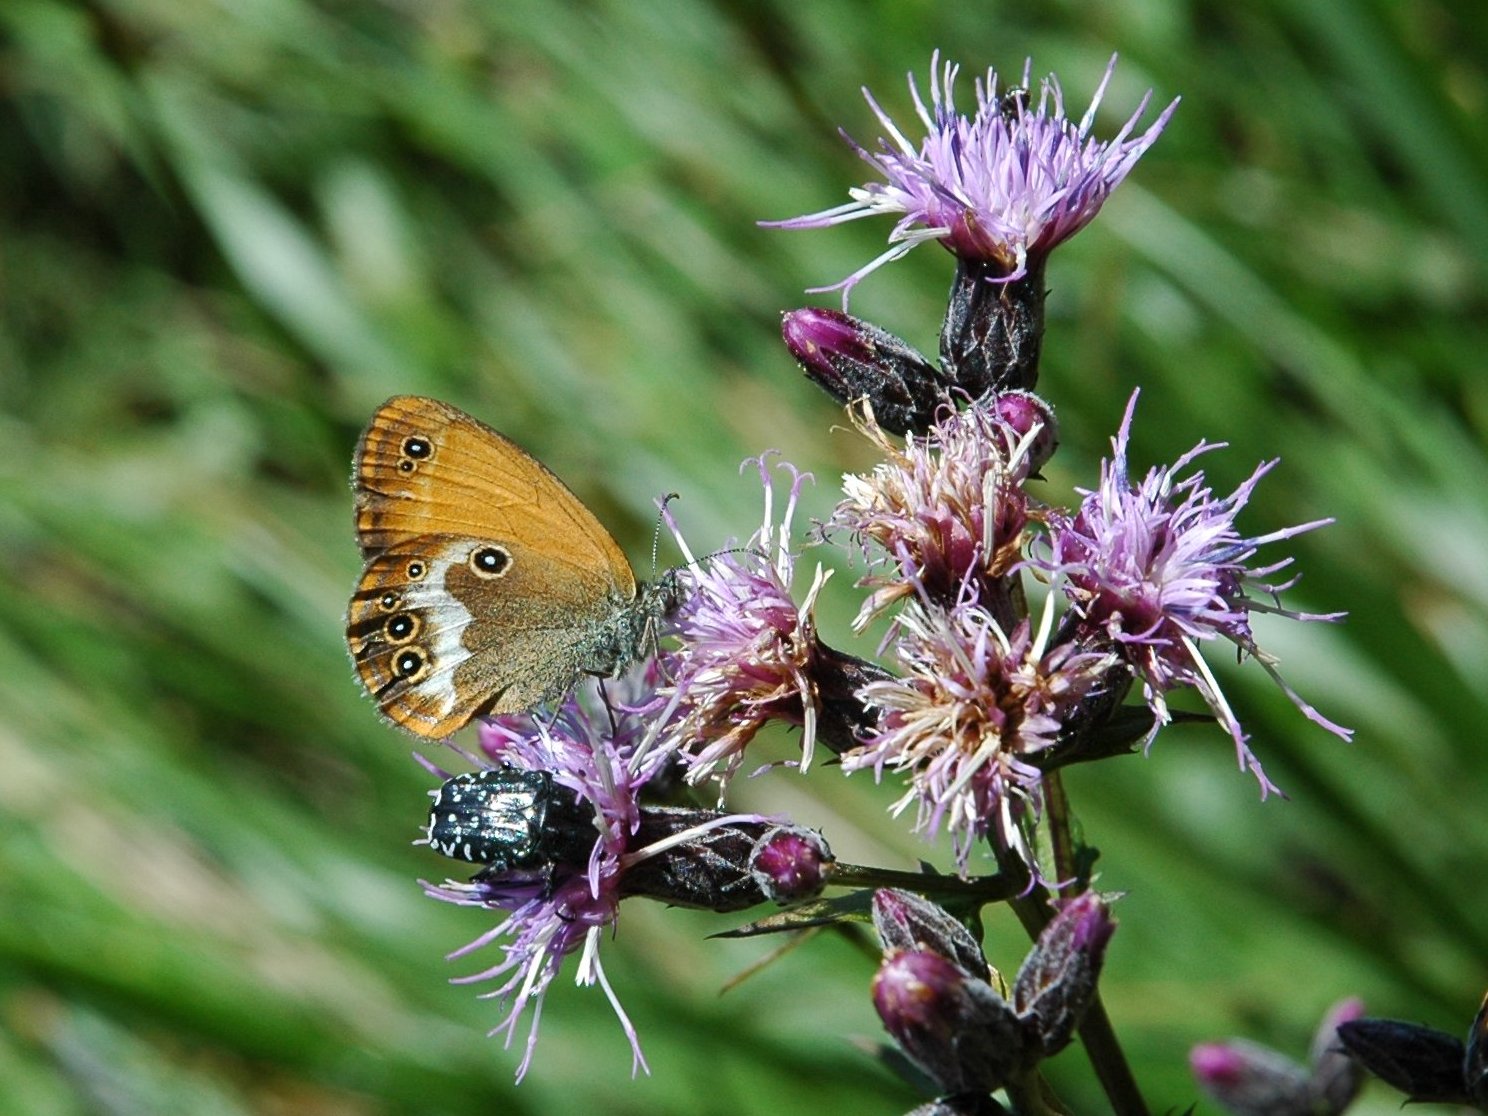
[782,307,949,435]
[1011,893,1114,1057]
[748,825,832,903]
[1336,1016,1470,1105]
[1468,992,1488,1108]
[939,259,1046,398]
[812,639,897,756]
[873,948,1025,1094]
[1190,1041,1314,1116]
[619,808,776,912]
[872,889,991,982]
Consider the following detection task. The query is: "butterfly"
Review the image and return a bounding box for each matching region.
[347,395,681,737]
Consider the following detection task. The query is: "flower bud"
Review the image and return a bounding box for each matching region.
[619,808,775,912]
[990,389,1058,476]
[1011,892,1114,1056]
[1336,1016,1470,1105]
[938,259,1046,398]
[748,825,832,903]
[1190,1041,1314,1116]
[872,889,991,982]
[811,640,896,756]
[873,948,1025,1094]
[781,307,948,435]
[1307,998,1365,1113]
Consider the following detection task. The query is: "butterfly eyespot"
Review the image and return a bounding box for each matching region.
[397,459,417,474]
[378,592,400,611]
[402,436,433,460]
[469,545,511,578]
[406,560,427,580]
[385,612,419,642]
[393,649,425,679]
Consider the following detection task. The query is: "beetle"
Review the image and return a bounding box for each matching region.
[426,767,597,878]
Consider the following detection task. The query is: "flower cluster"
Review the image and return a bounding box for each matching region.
[831,397,1048,625]
[387,50,1357,1103]
[1192,999,1366,1116]
[871,889,1116,1093]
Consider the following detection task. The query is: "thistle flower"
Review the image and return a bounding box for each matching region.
[1037,392,1350,796]
[844,600,1117,872]
[660,455,832,784]
[420,671,768,1080]
[764,52,1178,300]
[831,396,1050,627]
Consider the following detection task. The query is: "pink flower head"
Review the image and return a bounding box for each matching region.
[660,455,830,784]
[419,670,672,1081]
[831,397,1045,626]
[845,601,1117,873]
[1039,392,1351,795]
[764,52,1178,302]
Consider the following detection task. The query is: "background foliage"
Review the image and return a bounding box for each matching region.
[2,1,1485,1113]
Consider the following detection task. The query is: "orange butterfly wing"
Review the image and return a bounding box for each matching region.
[347,396,640,736]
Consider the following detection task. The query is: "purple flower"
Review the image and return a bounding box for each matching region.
[1037,392,1350,796]
[419,670,682,1080]
[659,455,831,784]
[764,52,1177,301]
[831,396,1048,627]
[844,602,1117,872]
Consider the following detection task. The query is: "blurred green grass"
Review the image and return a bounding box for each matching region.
[1,1,1485,1112]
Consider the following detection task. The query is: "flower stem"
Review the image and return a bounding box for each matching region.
[825,862,1016,903]
[994,795,1150,1116]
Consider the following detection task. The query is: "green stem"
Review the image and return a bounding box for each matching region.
[995,798,1150,1116]
[1042,770,1080,885]
[824,862,1016,903]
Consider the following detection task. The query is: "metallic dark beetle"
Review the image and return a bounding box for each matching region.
[427,767,596,877]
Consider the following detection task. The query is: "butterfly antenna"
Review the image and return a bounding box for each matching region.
[650,492,680,577]
[701,544,771,567]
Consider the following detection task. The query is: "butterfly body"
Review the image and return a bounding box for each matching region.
[348,395,680,737]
